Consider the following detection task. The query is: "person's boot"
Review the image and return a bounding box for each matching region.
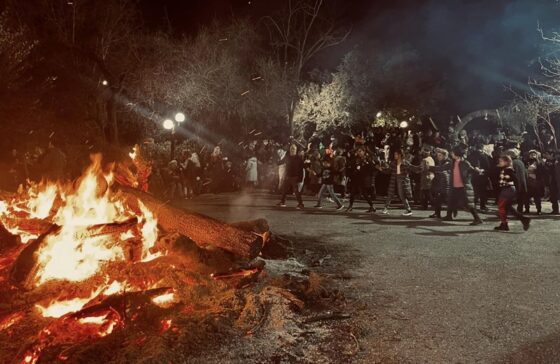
[470,219,483,226]
[494,223,509,231]
[521,217,531,231]
[442,214,453,221]
[366,206,376,213]
[345,205,353,212]
[429,213,441,218]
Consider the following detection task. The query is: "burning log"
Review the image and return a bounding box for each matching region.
[118,186,264,259]
[10,225,62,289]
[1,216,54,237]
[74,217,138,240]
[0,223,20,251]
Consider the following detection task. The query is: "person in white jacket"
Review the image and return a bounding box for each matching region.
[245,154,258,190]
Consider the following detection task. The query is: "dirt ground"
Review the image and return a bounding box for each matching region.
[184,191,560,364]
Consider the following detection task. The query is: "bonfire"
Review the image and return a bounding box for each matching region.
[0,154,271,363]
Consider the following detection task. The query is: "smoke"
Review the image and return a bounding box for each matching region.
[333,0,560,114]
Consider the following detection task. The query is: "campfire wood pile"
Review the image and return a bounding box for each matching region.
[0,155,284,364]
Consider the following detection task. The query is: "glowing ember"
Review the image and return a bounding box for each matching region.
[152,291,177,308]
[160,319,172,333]
[0,312,25,331]
[36,288,103,318]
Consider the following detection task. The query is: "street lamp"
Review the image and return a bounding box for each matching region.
[376,111,383,118]
[175,112,185,123]
[399,121,409,129]
[163,119,175,130]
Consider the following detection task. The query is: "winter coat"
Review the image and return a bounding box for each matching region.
[420,156,435,190]
[432,159,477,206]
[512,158,528,193]
[333,155,347,185]
[545,159,560,193]
[384,161,413,200]
[307,160,322,185]
[431,159,451,197]
[284,155,304,180]
[347,157,376,188]
[525,160,546,198]
[245,157,258,183]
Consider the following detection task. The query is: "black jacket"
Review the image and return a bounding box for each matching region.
[285,155,304,180]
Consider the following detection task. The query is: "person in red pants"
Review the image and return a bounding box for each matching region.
[495,155,531,231]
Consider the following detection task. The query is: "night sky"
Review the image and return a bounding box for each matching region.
[139,0,560,115]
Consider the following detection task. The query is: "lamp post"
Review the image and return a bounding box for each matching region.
[162,112,186,160]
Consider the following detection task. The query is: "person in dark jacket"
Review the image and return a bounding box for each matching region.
[507,149,528,213]
[468,144,491,212]
[494,155,531,231]
[315,157,344,210]
[346,147,376,213]
[381,149,414,216]
[524,150,546,214]
[277,144,305,209]
[429,148,451,219]
[433,146,483,225]
[544,150,560,215]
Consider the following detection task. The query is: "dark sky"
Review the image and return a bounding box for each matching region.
[139,0,560,115]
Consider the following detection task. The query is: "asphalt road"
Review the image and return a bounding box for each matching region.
[184,192,560,364]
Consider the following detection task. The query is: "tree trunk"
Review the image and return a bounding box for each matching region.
[106,95,119,145]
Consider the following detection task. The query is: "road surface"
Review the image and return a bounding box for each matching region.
[184,192,560,364]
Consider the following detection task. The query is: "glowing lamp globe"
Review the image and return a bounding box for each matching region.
[175,113,186,123]
[163,119,175,130]
[399,121,409,129]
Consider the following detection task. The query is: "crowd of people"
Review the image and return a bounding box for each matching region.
[3,119,559,233]
[268,123,559,232]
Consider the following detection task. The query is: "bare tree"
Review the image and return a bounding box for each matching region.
[0,9,36,99]
[9,0,140,145]
[262,0,350,134]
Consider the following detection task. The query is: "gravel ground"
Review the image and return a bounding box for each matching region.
[184,191,560,364]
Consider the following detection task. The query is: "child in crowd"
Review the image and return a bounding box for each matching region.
[495,155,531,231]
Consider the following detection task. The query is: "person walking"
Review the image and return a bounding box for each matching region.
[494,155,531,231]
[429,148,451,219]
[419,148,435,210]
[525,150,546,214]
[434,146,483,225]
[508,149,528,214]
[381,149,414,216]
[277,144,305,209]
[346,147,376,213]
[545,150,560,215]
[468,143,491,212]
[245,153,258,190]
[315,157,344,210]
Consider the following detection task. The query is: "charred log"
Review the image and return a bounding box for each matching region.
[118,186,264,259]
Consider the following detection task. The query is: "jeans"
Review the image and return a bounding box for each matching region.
[317,184,342,207]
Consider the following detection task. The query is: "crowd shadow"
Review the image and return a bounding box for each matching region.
[496,331,560,363]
